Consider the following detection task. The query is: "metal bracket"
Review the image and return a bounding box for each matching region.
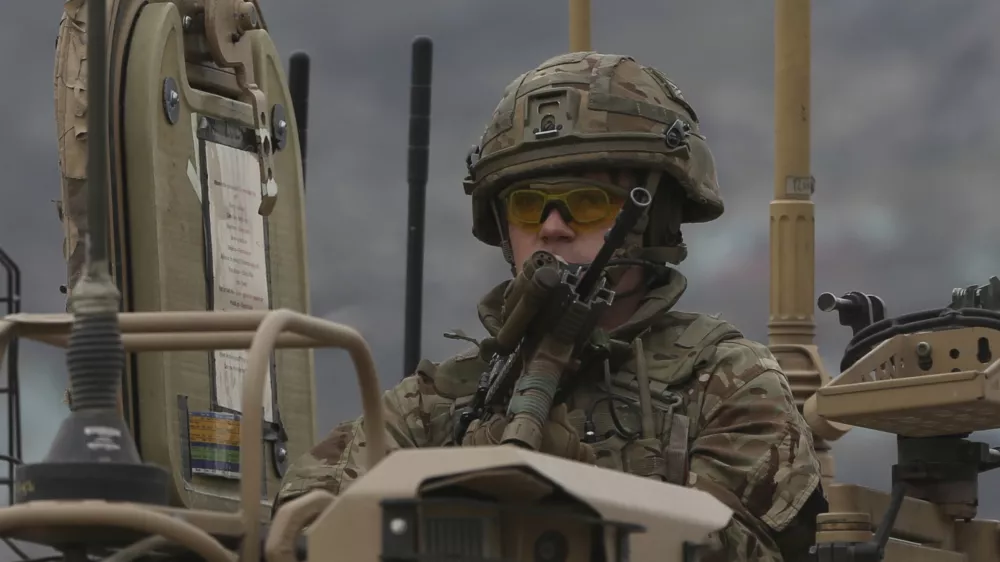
[203,0,277,216]
[0,246,22,505]
[262,420,289,478]
[162,77,180,124]
[271,104,288,151]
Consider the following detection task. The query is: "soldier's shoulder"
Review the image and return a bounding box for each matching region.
[713,335,783,377]
[654,310,777,368]
[399,345,485,401]
[650,310,745,349]
[647,310,784,392]
[628,310,744,387]
[277,419,362,502]
[687,325,798,421]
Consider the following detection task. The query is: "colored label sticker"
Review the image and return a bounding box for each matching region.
[189,411,241,479]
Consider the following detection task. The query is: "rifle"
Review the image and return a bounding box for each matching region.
[454,186,653,450]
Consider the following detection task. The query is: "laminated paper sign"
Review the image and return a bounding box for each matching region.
[204,140,275,423]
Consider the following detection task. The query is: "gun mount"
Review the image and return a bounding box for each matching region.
[817,291,887,340]
[806,276,1000,562]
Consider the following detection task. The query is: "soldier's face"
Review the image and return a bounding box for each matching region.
[506,170,634,273]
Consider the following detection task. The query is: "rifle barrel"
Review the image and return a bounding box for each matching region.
[575,187,652,298]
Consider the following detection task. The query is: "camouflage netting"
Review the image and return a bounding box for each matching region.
[54,0,90,302]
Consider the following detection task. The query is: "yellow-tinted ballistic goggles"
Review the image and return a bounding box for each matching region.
[504,179,627,233]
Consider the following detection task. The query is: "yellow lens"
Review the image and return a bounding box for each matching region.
[508,190,547,224]
[503,182,624,232]
[565,188,614,224]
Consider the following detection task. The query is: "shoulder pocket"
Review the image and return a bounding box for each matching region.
[430,346,486,399]
[620,313,744,390]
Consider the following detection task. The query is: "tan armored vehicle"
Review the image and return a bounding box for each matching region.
[804,283,1000,561]
[0,1,734,561]
[1,0,999,561]
[766,2,1000,560]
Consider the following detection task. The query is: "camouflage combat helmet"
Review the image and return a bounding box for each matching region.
[462,51,724,266]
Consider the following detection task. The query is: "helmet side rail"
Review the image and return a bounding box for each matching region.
[0,308,387,562]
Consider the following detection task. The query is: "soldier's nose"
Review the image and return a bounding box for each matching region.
[539,209,575,242]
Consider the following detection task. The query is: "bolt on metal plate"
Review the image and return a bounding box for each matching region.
[271,104,288,151]
[162,77,180,125]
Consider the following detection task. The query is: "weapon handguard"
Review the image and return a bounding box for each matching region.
[450,254,566,444]
[494,252,563,353]
[500,273,607,449]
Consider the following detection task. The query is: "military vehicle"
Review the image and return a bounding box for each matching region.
[0,0,735,561]
[1,0,998,561]
[769,1,1000,560]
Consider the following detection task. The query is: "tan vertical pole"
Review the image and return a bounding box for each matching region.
[770,0,847,489]
[569,0,591,51]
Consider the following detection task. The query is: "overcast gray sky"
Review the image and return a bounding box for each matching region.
[3,0,1000,538]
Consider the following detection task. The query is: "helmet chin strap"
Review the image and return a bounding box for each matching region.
[565,247,647,300]
[596,169,662,297]
[491,200,518,277]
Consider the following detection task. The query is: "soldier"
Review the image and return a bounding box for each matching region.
[276,52,827,561]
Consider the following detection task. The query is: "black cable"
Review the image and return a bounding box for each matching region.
[583,395,640,443]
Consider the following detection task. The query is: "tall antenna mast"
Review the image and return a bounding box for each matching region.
[15,0,169,506]
[402,37,434,378]
[569,0,591,51]
[769,0,846,487]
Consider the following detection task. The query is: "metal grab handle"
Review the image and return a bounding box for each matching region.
[240,309,385,562]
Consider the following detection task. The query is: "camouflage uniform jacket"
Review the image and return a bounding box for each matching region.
[277,269,824,561]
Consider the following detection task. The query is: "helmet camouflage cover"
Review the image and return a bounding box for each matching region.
[462,51,724,260]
